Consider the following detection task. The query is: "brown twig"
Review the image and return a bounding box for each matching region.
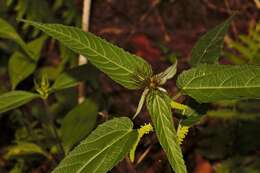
[135,145,153,166]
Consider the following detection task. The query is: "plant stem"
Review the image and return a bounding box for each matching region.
[173,91,182,100]
[78,0,92,103]
[43,99,65,157]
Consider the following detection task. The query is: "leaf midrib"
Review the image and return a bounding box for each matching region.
[75,129,132,173]
[183,85,260,90]
[154,95,184,173]
[38,23,145,81]
[193,20,228,64]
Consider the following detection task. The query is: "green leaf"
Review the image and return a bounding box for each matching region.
[61,99,98,154]
[51,64,91,91]
[38,66,61,81]
[229,41,253,60]
[133,87,149,119]
[170,101,202,126]
[20,20,153,89]
[4,142,49,159]
[155,59,177,85]
[223,51,246,65]
[52,117,138,173]
[0,91,39,114]
[146,90,187,173]
[207,109,260,120]
[0,18,33,58]
[177,64,260,103]
[8,36,47,89]
[8,52,34,89]
[190,17,233,66]
[25,35,47,61]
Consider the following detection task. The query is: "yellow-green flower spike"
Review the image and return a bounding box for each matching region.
[34,74,50,99]
[177,124,189,145]
[130,123,153,162]
[171,100,188,114]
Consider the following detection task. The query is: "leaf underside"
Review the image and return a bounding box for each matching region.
[146,90,187,173]
[52,117,138,173]
[190,17,232,66]
[177,64,260,103]
[155,59,177,85]
[21,20,153,90]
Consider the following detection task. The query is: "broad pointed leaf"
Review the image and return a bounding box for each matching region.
[25,35,47,61]
[190,17,233,66]
[0,18,33,58]
[146,90,187,173]
[51,65,92,91]
[177,64,260,103]
[8,36,47,89]
[61,99,98,153]
[21,20,153,90]
[155,59,177,85]
[0,91,39,114]
[52,117,138,173]
[8,52,34,90]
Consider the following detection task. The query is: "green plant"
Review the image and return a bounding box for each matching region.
[2,15,260,173]
[4,0,81,36]
[224,23,260,65]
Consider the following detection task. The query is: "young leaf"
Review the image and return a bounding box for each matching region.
[146,90,187,173]
[0,91,39,114]
[61,99,98,154]
[133,87,149,119]
[0,18,33,58]
[24,35,47,61]
[190,17,233,66]
[155,59,177,85]
[8,36,47,89]
[51,65,91,91]
[20,20,153,90]
[8,52,34,90]
[177,64,260,103]
[52,117,138,173]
